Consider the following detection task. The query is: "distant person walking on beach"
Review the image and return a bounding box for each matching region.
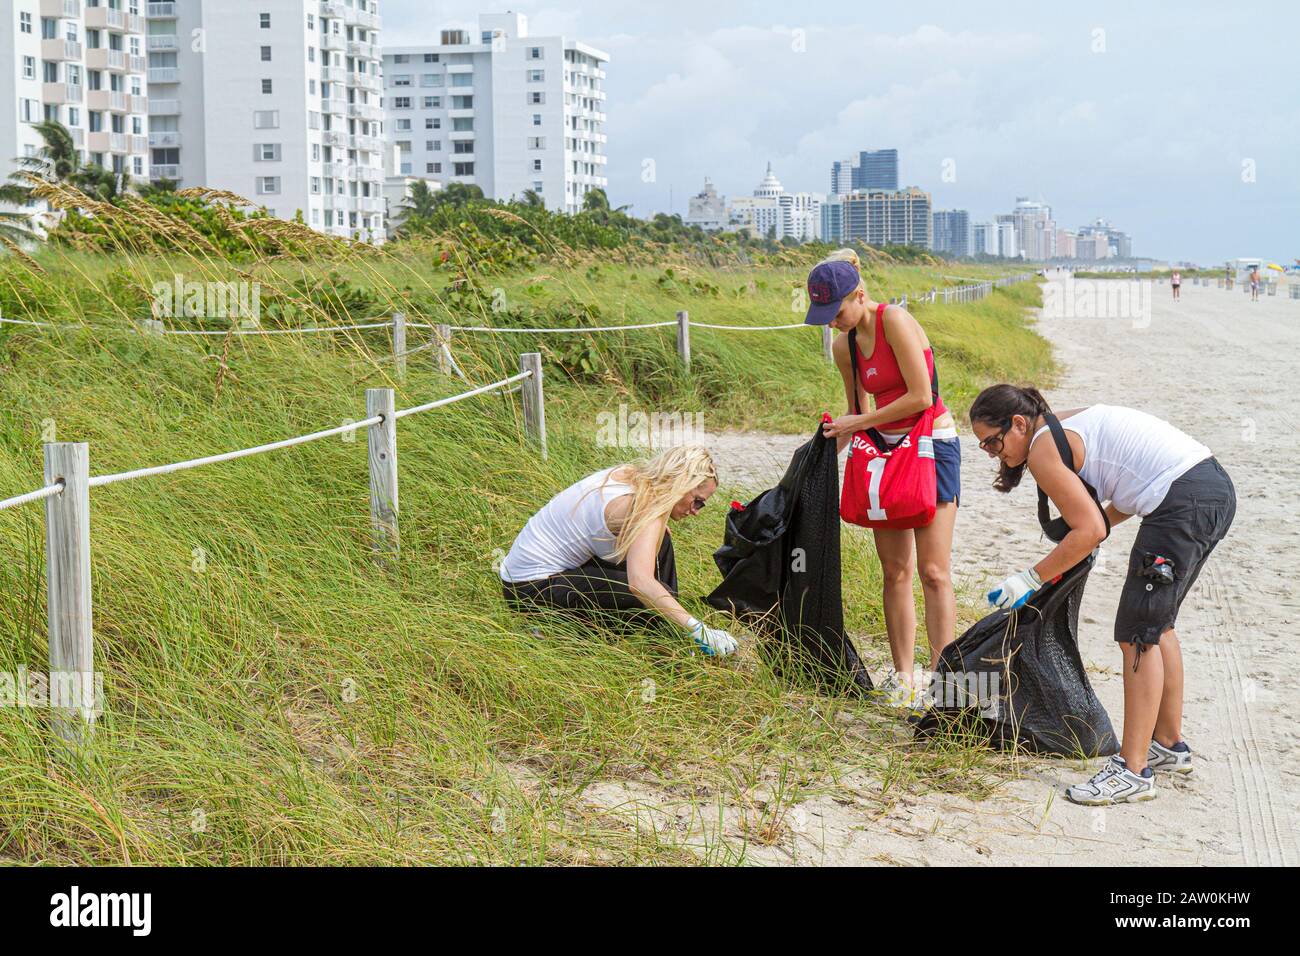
[1171,271,1181,300]
[1250,267,1261,301]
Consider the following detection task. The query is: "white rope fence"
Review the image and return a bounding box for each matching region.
[0,354,547,743]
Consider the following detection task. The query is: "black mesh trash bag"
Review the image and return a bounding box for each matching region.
[914,555,1119,756]
[707,421,873,694]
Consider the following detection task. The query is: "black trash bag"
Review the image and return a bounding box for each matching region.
[916,409,1120,755]
[707,420,873,694]
[914,554,1119,756]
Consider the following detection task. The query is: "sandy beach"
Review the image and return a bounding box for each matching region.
[587,274,1299,865]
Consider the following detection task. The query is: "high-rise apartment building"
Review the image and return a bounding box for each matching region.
[145,0,386,242]
[685,176,725,231]
[932,208,970,257]
[829,148,900,195]
[838,187,931,248]
[2,0,149,217]
[382,12,607,214]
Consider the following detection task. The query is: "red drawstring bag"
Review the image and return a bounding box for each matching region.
[839,321,939,530]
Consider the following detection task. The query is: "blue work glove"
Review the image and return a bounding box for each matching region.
[987,567,1043,610]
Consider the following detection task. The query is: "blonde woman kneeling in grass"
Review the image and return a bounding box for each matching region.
[500,445,740,656]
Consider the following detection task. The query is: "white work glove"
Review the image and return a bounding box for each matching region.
[684,617,738,657]
[987,567,1043,611]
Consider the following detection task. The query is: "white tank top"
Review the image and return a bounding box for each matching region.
[1031,405,1211,517]
[500,467,635,583]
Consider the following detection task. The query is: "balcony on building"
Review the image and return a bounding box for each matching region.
[148,66,180,84]
[146,1,177,17]
[148,130,181,148]
[41,38,83,61]
[147,34,179,52]
[150,164,181,180]
[40,0,82,17]
[85,5,143,33]
[148,98,180,115]
[42,82,83,105]
[86,47,129,72]
[87,131,128,154]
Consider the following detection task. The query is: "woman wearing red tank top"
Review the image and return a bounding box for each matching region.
[804,250,960,706]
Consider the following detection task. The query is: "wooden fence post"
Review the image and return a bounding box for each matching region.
[43,442,95,742]
[520,352,547,460]
[366,388,399,558]
[675,310,690,372]
[391,312,407,380]
[435,323,452,375]
[821,325,833,361]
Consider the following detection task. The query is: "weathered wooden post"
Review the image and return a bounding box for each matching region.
[520,352,547,460]
[366,388,399,558]
[675,310,690,372]
[821,325,833,361]
[435,323,452,375]
[391,312,407,380]
[43,442,95,741]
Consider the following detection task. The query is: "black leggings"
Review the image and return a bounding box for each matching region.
[502,533,678,623]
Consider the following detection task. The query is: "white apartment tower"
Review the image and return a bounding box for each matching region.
[2,1,149,204]
[382,12,608,214]
[145,1,386,241]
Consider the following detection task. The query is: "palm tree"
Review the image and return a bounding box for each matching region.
[13,120,80,187]
[72,164,131,202]
[518,189,544,209]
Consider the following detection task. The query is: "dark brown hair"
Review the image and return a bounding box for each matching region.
[969,384,1052,493]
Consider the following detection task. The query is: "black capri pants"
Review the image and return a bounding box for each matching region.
[1115,457,1236,649]
[502,532,678,623]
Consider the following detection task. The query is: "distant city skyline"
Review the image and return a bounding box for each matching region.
[384,0,1299,265]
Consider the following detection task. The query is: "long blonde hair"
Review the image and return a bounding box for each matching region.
[598,444,718,562]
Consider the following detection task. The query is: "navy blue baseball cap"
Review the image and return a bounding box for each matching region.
[804,260,861,325]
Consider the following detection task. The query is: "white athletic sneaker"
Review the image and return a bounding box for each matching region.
[1066,756,1158,806]
[1147,739,1194,774]
[871,671,927,711]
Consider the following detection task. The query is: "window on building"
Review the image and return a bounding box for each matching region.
[393,96,411,109]
[261,46,272,61]
[452,117,472,131]
[453,141,472,154]
[20,12,32,33]
[533,159,543,171]
[527,136,545,149]
[532,113,542,126]
[262,78,273,93]
[259,13,270,28]
[426,117,441,129]
[528,47,543,60]
[425,140,438,151]
[393,54,408,63]
[392,74,411,87]
[528,92,544,105]
[528,70,544,82]
[423,53,438,63]
[422,97,439,109]
[450,73,472,87]
[257,176,280,194]
[454,162,474,176]
[253,110,280,128]
[256,143,281,161]
[22,56,35,80]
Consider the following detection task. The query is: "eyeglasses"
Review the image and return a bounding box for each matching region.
[978,426,1010,454]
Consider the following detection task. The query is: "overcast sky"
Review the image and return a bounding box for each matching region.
[384,1,1299,265]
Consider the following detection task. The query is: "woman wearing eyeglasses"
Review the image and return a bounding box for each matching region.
[969,385,1236,805]
[500,444,741,656]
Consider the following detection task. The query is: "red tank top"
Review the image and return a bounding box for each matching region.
[854,303,947,431]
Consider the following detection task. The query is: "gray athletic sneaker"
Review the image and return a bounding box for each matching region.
[1147,739,1193,774]
[1066,755,1157,806]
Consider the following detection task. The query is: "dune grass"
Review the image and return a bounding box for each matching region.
[0,242,1050,864]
